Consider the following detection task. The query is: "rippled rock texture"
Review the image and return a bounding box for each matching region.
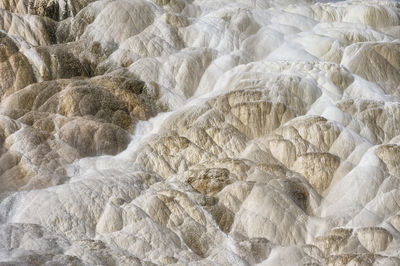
[1,0,400,265]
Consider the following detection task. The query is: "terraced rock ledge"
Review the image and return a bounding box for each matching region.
[0,0,400,265]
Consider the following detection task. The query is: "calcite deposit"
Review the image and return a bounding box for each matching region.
[0,0,400,265]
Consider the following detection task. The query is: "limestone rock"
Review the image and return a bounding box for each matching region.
[342,43,400,97]
[0,0,399,265]
[184,168,231,195]
[356,227,393,253]
[293,152,340,194]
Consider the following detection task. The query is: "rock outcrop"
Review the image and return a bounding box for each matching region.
[0,0,400,265]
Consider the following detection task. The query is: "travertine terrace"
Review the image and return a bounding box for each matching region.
[0,0,400,265]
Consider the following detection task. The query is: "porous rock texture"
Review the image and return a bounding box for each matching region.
[0,0,400,265]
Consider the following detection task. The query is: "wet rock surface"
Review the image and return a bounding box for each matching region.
[0,0,400,265]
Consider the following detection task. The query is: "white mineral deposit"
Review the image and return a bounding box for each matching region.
[0,0,400,265]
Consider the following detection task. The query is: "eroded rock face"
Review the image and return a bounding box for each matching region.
[0,0,400,265]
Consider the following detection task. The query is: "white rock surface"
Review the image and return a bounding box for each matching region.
[0,0,400,265]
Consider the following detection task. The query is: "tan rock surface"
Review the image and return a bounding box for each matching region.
[0,0,400,265]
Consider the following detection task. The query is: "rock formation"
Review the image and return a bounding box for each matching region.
[0,0,400,265]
